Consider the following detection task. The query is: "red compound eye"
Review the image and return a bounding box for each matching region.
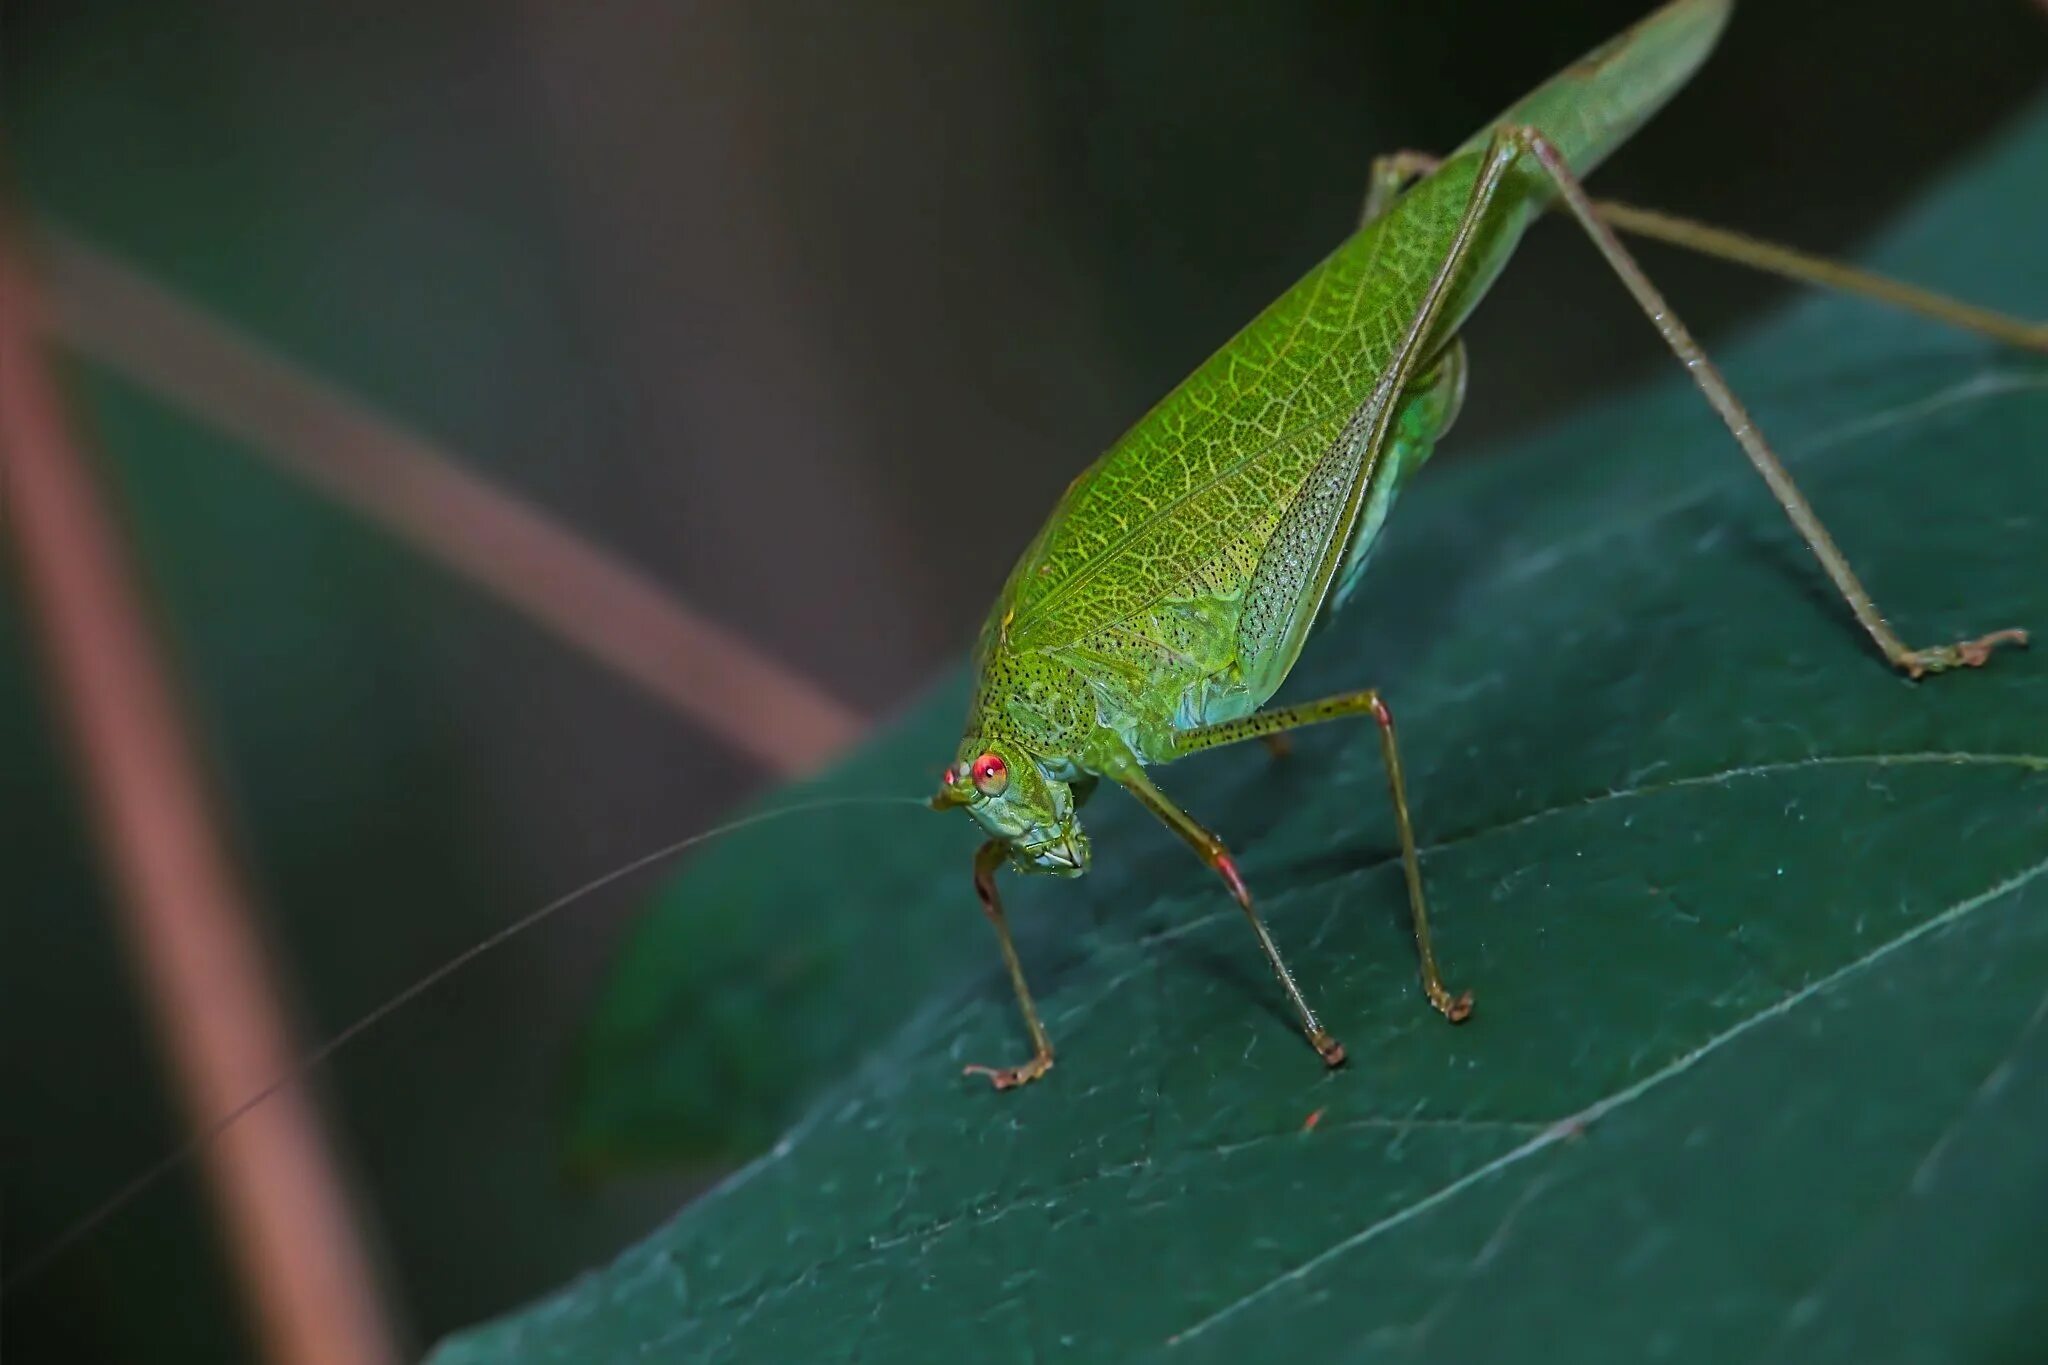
[970,752,1008,796]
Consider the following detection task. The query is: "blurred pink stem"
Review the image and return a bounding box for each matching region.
[36,231,865,776]
[0,219,402,1365]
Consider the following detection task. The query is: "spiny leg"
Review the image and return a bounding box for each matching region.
[1176,689,1472,1023]
[1358,148,2048,356]
[1116,765,1346,1067]
[1580,199,2048,356]
[1360,140,2034,675]
[962,840,1055,1090]
[1499,123,2026,678]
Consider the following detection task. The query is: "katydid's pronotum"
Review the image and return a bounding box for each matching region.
[929,0,2041,1089]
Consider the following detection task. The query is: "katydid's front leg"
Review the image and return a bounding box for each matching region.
[1116,765,1348,1067]
[1174,689,1473,1025]
[963,840,1056,1090]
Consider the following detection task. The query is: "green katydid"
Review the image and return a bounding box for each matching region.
[928,0,2040,1090]
[14,0,2048,1300]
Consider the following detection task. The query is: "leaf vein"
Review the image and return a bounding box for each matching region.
[1164,849,2048,1346]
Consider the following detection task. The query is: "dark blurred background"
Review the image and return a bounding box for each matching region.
[3,1,2042,1360]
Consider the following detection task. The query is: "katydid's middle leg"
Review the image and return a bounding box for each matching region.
[1175,689,1473,1024]
[1116,766,1347,1067]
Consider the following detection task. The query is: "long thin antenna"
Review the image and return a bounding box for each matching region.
[4,794,928,1296]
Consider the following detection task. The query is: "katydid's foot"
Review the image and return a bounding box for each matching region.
[1430,983,1475,1023]
[1310,1029,1347,1068]
[1261,733,1294,760]
[964,1050,1054,1091]
[1897,628,2028,679]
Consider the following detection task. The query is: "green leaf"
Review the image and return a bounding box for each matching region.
[464,100,2048,1363]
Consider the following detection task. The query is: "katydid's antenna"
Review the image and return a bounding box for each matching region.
[4,793,929,1295]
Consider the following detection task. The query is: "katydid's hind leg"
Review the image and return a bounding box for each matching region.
[1362,151,2046,354]
[1116,767,1346,1067]
[1588,200,2048,356]
[963,840,1055,1090]
[1176,690,1472,1024]
[1505,124,2027,680]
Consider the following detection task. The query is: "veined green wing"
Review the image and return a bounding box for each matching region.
[1002,0,1727,660]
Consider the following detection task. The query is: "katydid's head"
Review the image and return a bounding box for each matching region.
[932,739,1090,876]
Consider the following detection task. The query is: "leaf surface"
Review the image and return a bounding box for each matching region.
[488,101,2048,1363]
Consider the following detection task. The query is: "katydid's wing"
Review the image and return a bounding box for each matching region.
[1000,0,1728,657]
[1002,181,1457,655]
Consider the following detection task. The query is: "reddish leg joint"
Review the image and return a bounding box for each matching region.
[1213,851,1251,904]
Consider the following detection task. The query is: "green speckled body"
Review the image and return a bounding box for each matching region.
[945,0,1731,870]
